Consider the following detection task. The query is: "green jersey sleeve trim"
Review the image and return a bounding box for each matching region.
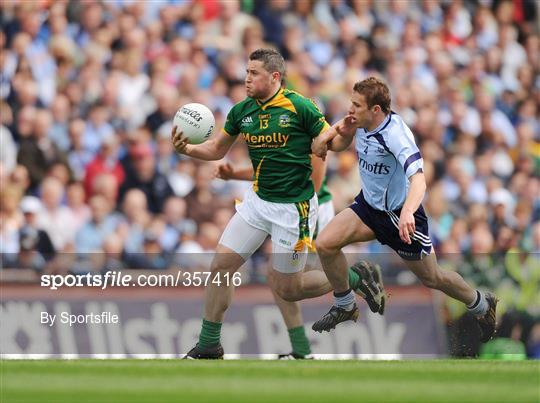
[288,91,328,138]
[316,121,331,137]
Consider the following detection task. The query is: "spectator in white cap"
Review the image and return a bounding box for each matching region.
[19,195,55,258]
[20,195,42,216]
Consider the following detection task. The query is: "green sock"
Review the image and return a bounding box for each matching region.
[348,267,360,290]
[288,326,311,356]
[198,319,222,348]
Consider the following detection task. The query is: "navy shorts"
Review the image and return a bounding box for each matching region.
[349,191,432,261]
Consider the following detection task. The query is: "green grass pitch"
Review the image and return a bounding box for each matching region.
[1,360,538,402]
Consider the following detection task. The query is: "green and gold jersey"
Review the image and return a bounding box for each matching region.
[224,88,330,203]
[317,178,332,204]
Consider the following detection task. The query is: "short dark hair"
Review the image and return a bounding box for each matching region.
[353,77,391,114]
[249,48,286,81]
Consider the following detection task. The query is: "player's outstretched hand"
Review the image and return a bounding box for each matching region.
[398,209,415,244]
[216,163,234,180]
[171,126,189,154]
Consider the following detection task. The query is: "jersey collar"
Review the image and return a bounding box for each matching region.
[256,87,283,108]
[363,113,392,136]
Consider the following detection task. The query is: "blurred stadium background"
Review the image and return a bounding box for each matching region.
[0,0,539,361]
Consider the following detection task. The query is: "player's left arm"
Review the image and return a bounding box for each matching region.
[399,170,427,244]
[216,164,253,181]
[388,119,426,244]
[217,156,326,192]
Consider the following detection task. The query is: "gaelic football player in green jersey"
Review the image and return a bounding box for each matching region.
[173,48,384,359]
[217,151,385,359]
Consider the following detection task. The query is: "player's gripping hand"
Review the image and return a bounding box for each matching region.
[171,126,189,154]
[216,163,234,180]
[398,209,415,244]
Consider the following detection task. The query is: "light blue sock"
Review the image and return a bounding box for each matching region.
[333,289,356,310]
[467,290,488,316]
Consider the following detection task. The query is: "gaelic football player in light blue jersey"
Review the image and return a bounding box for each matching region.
[311,77,497,342]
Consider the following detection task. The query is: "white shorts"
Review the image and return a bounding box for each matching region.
[219,188,318,273]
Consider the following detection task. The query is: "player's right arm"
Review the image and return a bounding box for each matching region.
[312,116,356,159]
[328,128,355,151]
[172,127,236,161]
[310,154,326,193]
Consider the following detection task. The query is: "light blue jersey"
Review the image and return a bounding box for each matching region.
[355,112,423,211]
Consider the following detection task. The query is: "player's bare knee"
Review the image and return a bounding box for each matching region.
[280,291,302,302]
[315,236,337,257]
[275,284,302,302]
[418,271,442,290]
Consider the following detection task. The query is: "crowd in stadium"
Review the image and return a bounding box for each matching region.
[0,0,538,356]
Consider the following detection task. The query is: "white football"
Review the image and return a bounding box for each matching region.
[173,103,215,144]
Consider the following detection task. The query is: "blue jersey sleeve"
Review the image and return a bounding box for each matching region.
[387,117,423,178]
